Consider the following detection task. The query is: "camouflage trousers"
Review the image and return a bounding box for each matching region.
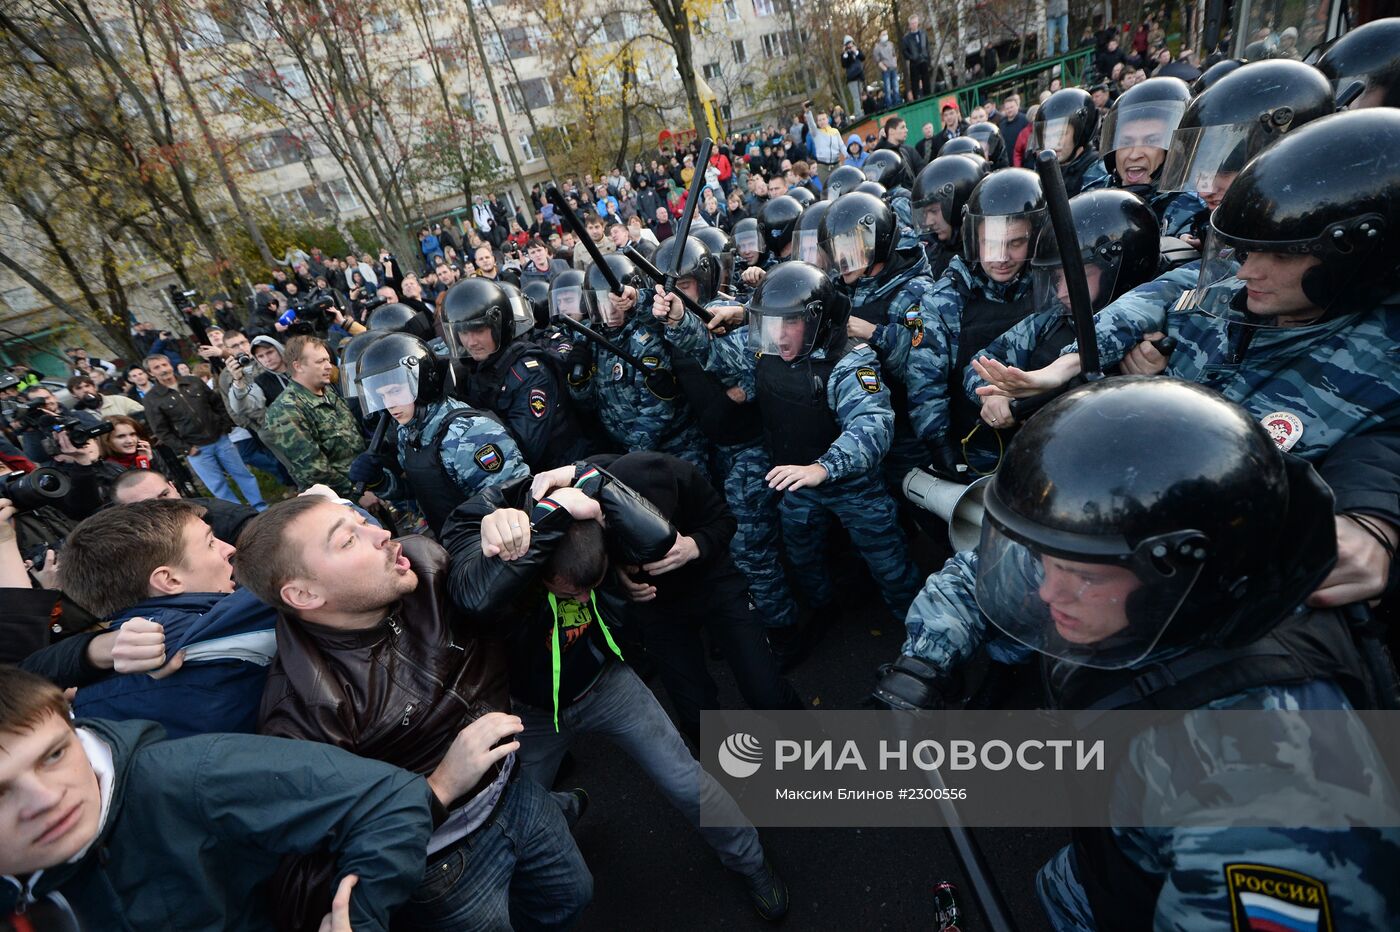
[779,472,923,618]
[714,442,798,629]
[1035,844,1095,931]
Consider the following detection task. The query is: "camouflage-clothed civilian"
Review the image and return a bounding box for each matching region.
[264,380,366,497]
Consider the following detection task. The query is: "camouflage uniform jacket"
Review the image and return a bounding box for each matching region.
[664,312,893,481]
[378,397,528,502]
[264,380,366,497]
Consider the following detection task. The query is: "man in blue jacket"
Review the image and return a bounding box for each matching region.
[0,665,432,931]
[21,498,277,737]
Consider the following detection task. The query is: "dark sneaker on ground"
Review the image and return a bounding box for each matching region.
[741,856,789,922]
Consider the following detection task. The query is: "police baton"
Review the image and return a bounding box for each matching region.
[352,412,393,499]
[666,137,713,294]
[622,246,716,323]
[1034,149,1101,381]
[546,187,624,294]
[554,315,679,401]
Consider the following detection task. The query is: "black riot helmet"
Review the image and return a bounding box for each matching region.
[792,200,831,269]
[692,225,735,291]
[548,268,586,321]
[521,278,551,327]
[1208,108,1400,309]
[758,195,804,257]
[1099,77,1191,182]
[819,192,896,279]
[338,329,390,399]
[788,185,816,208]
[1316,18,1400,109]
[964,122,1006,163]
[1030,88,1100,163]
[940,136,985,159]
[854,180,888,199]
[861,149,913,191]
[1030,189,1161,314]
[440,278,534,361]
[825,164,867,201]
[368,302,432,342]
[1158,59,1336,202]
[583,253,645,330]
[1189,57,1245,95]
[976,377,1336,671]
[732,216,763,266]
[911,154,988,245]
[354,332,450,416]
[654,235,720,303]
[745,260,849,361]
[961,168,1048,274]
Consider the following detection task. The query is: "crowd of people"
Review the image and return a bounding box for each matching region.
[3,14,1400,932]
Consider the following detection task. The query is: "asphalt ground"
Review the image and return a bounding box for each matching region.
[569,527,1066,931]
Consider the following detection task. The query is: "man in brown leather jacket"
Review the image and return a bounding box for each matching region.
[237,492,592,931]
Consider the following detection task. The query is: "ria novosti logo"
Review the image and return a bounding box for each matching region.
[718,733,764,778]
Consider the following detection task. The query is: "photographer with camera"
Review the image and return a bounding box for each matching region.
[141,355,267,511]
[66,374,145,421]
[16,386,106,465]
[217,330,295,485]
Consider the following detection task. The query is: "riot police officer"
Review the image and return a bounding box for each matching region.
[657,261,923,624]
[966,189,1161,430]
[790,201,830,270]
[823,164,867,202]
[569,252,708,471]
[348,332,527,537]
[923,168,1048,474]
[910,153,988,279]
[1097,76,1202,235]
[692,225,737,296]
[1316,17,1400,109]
[880,377,1400,929]
[1029,88,1108,196]
[822,192,944,479]
[731,216,763,301]
[367,301,435,342]
[860,149,917,241]
[441,278,588,471]
[963,122,1010,171]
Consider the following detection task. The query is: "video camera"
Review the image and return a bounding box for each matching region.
[22,400,114,448]
[277,294,337,335]
[0,467,71,513]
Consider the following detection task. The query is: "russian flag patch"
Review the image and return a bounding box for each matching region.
[1226,864,1331,932]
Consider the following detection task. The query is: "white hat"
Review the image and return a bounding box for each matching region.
[844,35,854,44]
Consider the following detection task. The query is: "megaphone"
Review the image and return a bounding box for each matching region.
[901,469,991,552]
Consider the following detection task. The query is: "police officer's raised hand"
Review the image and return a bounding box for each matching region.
[481,507,533,560]
[980,394,1015,429]
[972,355,1075,399]
[767,463,829,491]
[1119,331,1170,376]
[318,874,357,932]
[608,286,638,315]
[707,305,745,333]
[847,317,876,340]
[652,288,685,326]
[348,453,384,488]
[741,266,767,287]
[1308,514,1398,608]
[427,712,523,806]
[642,534,700,575]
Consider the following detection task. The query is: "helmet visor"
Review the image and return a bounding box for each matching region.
[735,228,761,259]
[508,292,535,337]
[962,210,1045,268]
[1157,125,1252,200]
[794,229,827,268]
[1100,101,1185,155]
[974,521,1204,670]
[823,225,876,275]
[358,365,421,415]
[1030,227,1118,312]
[745,305,818,359]
[914,201,954,241]
[1030,118,1078,161]
[340,359,360,398]
[590,288,627,329]
[443,318,491,360]
[550,284,584,321]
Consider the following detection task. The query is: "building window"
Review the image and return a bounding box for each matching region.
[519,133,543,162]
[245,130,303,171]
[731,39,746,63]
[322,178,362,212]
[702,62,722,81]
[741,82,755,107]
[368,12,400,34]
[724,0,740,20]
[720,102,733,122]
[752,0,774,17]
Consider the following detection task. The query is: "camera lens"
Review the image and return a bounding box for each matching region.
[36,473,63,494]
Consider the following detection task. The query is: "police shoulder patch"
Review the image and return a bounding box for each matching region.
[523,359,540,369]
[474,443,504,473]
[529,388,547,418]
[904,307,925,331]
[1260,412,1305,452]
[1225,863,1332,932]
[641,355,661,370]
[855,366,881,394]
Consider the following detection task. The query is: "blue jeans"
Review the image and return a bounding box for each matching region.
[235,435,292,487]
[1047,13,1070,54]
[513,660,765,874]
[186,434,267,510]
[881,68,900,108]
[394,775,593,931]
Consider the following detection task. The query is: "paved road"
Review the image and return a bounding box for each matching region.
[569,535,1065,931]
